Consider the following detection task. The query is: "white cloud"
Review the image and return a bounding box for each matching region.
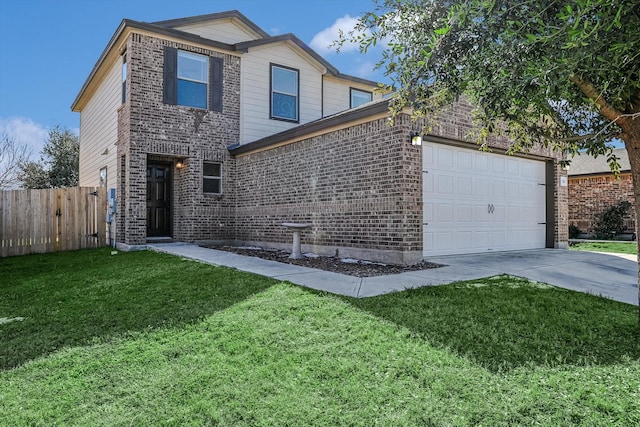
[0,117,49,157]
[353,61,378,78]
[310,15,364,54]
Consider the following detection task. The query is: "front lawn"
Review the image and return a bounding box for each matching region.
[1,249,639,425]
[571,240,637,255]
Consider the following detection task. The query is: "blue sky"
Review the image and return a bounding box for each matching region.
[0,0,384,154]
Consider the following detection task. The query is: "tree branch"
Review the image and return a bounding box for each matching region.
[569,74,625,124]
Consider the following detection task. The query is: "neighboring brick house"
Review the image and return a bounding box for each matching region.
[568,148,635,234]
[72,10,568,265]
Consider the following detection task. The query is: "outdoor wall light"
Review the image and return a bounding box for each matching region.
[410,132,422,146]
[175,159,185,169]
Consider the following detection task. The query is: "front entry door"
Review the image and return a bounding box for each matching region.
[146,163,171,237]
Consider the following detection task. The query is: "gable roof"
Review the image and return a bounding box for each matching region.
[71,10,381,112]
[152,10,270,39]
[567,148,630,176]
[236,33,338,74]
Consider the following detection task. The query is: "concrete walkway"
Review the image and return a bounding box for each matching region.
[147,243,638,305]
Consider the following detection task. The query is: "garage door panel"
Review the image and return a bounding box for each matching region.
[492,206,505,222]
[423,203,434,222]
[474,231,489,248]
[458,204,473,222]
[506,206,519,222]
[492,180,505,198]
[458,151,473,169]
[507,158,519,174]
[457,231,473,248]
[491,231,506,247]
[423,173,434,193]
[493,156,506,174]
[437,147,454,168]
[458,177,473,195]
[423,232,434,251]
[435,232,455,250]
[506,182,519,199]
[475,178,490,196]
[437,204,454,221]
[507,229,520,244]
[475,204,490,223]
[437,175,454,194]
[423,141,547,257]
[476,153,489,171]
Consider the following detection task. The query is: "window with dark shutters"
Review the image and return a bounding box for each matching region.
[163,46,223,112]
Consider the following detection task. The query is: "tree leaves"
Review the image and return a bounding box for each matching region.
[18,126,79,189]
[339,0,640,158]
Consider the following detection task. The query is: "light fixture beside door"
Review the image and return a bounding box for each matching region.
[410,132,422,146]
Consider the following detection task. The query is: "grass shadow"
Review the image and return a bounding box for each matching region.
[0,248,277,370]
[342,275,640,373]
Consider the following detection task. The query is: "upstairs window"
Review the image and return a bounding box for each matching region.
[270,64,299,122]
[350,88,372,108]
[203,162,222,194]
[177,51,208,109]
[163,47,223,112]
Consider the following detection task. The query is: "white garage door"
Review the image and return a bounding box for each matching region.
[423,141,547,257]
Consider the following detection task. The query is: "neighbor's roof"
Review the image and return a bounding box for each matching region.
[567,148,630,176]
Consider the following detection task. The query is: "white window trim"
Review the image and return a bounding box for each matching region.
[270,64,299,122]
[350,88,373,108]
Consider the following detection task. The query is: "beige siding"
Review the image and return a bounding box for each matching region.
[78,58,120,189]
[175,20,259,44]
[323,75,382,117]
[240,42,323,144]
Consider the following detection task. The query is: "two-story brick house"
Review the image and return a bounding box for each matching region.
[73,10,568,265]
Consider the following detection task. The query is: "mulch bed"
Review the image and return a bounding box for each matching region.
[199,244,444,278]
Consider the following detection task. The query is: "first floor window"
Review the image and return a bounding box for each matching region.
[350,88,372,108]
[270,64,299,122]
[203,162,222,194]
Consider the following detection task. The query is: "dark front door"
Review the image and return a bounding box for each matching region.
[146,163,171,237]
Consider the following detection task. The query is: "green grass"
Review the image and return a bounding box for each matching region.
[571,241,637,255]
[1,249,639,425]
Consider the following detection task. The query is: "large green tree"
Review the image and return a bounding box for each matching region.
[342,0,640,314]
[18,126,79,189]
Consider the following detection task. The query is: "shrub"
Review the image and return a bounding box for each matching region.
[569,223,582,239]
[593,201,632,239]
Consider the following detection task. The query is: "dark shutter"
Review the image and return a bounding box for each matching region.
[209,57,223,112]
[163,46,178,105]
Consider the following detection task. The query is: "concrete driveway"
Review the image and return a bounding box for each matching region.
[420,249,638,305]
[149,244,637,305]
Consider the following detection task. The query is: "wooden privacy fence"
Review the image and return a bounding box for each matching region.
[0,187,107,257]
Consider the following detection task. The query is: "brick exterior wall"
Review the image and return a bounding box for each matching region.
[117,33,240,245]
[233,114,423,264]
[568,173,635,233]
